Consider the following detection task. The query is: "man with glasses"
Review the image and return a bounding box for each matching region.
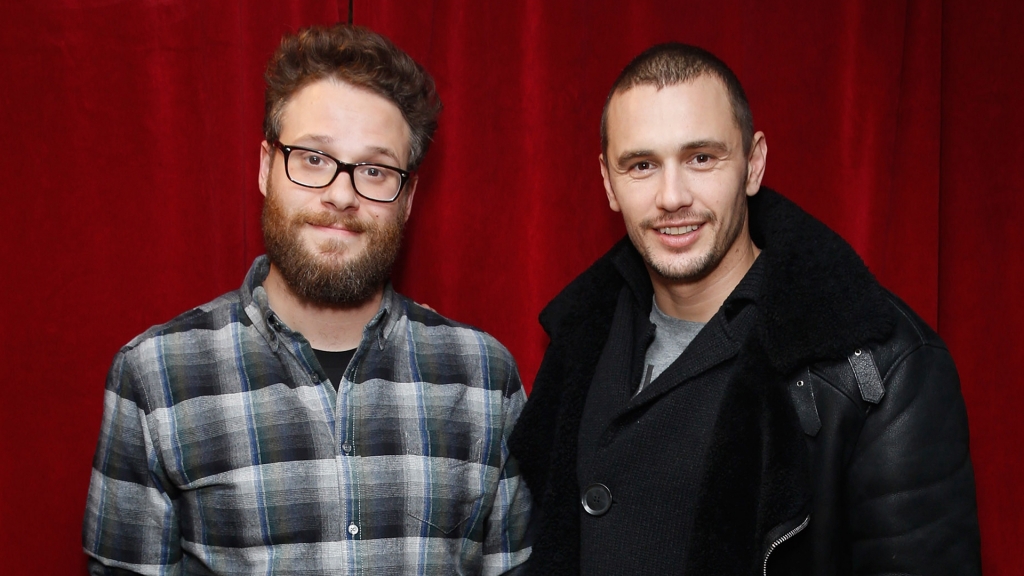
[84,24,531,575]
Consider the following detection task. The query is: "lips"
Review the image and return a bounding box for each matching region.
[304,213,367,234]
[648,219,704,250]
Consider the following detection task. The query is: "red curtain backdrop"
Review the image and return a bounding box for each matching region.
[1,1,1021,572]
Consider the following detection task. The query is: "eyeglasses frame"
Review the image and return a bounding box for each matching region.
[273,141,411,203]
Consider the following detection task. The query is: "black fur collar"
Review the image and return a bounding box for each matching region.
[541,187,896,374]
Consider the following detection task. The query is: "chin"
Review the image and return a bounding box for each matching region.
[651,252,714,282]
[308,238,360,259]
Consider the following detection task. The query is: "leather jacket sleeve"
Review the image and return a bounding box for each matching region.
[802,298,981,575]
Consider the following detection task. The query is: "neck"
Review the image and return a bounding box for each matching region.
[263,264,383,351]
[650,237,760,323]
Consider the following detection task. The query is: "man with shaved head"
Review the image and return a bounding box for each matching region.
[510,43,980,575]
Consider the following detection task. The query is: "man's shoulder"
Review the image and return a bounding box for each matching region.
[120,257,269,356]
[390,292,520,382]
[120,287,249,358]
[871,290,952,378]
[806,290,957,410]
[105,287,261,410]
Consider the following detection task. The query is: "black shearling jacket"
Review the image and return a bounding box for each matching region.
[509,188,980,575]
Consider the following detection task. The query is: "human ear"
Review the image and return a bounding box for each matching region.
[600,154,622,212]
[258,141,273,197]
[745,132,767,196]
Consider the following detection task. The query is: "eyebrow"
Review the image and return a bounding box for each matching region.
[365,145,403,166]
[681,140,730,154]
[613,149,655,169]
[293,135,403,166]
[297,134,334,146]
[614,139,731,169]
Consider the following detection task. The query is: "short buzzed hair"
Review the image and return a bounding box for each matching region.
[264,24,442,170]
[600,43,754,155]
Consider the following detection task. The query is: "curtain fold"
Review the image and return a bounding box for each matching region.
[940,1,1024,567]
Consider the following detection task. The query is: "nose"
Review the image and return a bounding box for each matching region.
[655,164,693,213]
[320,171,360,211]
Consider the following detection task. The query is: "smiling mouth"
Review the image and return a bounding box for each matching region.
[658,224,700,235]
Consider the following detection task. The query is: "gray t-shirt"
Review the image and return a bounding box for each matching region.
[637,297,706,395]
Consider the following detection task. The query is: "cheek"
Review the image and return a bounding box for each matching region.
[278,196,306,216]
[619,206,649,232]
[610,187,641,214]
[717,189,748,226]
[363,205,401,227]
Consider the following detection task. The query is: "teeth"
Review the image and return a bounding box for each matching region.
[659,225,699,235]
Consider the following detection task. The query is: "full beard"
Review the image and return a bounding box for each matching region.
[261,185,405,307]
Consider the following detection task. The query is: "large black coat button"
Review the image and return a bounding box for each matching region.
[582,483,612,516]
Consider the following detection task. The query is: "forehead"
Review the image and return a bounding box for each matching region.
[278,78,411,160]
[605,76,740,153]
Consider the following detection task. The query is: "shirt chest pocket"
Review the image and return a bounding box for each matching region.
[405,457,487,536]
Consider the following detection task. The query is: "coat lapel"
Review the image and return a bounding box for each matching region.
[511,188,897,576]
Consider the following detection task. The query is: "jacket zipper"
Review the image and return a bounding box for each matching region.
[762,514,810,576]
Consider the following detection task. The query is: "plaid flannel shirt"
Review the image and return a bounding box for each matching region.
[83,257,532,575]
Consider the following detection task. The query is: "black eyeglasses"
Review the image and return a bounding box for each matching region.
[273,142,411,203]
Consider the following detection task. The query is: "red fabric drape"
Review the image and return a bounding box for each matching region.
[1,1,1020,573]
[940,0,1024,560]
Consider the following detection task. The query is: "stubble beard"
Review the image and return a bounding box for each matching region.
[632,182,749,283]
[261,182,406,307]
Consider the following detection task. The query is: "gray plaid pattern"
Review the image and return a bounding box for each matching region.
[84,257,531,575]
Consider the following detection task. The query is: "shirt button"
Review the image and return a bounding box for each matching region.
[342,442,352,454]
[348,523,359,535]
[309,372,318,383]
[581,483,612,516]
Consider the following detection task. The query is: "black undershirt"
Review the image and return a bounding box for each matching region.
[313,348,356,391]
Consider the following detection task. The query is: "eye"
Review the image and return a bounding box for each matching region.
[689,153,720,169]
[356,165,390,180]
[296,151,332,169]
[627,160,656,177]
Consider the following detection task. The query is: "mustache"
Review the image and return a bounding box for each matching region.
[642,210,716,228]
[298,210,371,233]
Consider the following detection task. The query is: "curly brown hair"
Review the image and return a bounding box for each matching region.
[264,24,442,170]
